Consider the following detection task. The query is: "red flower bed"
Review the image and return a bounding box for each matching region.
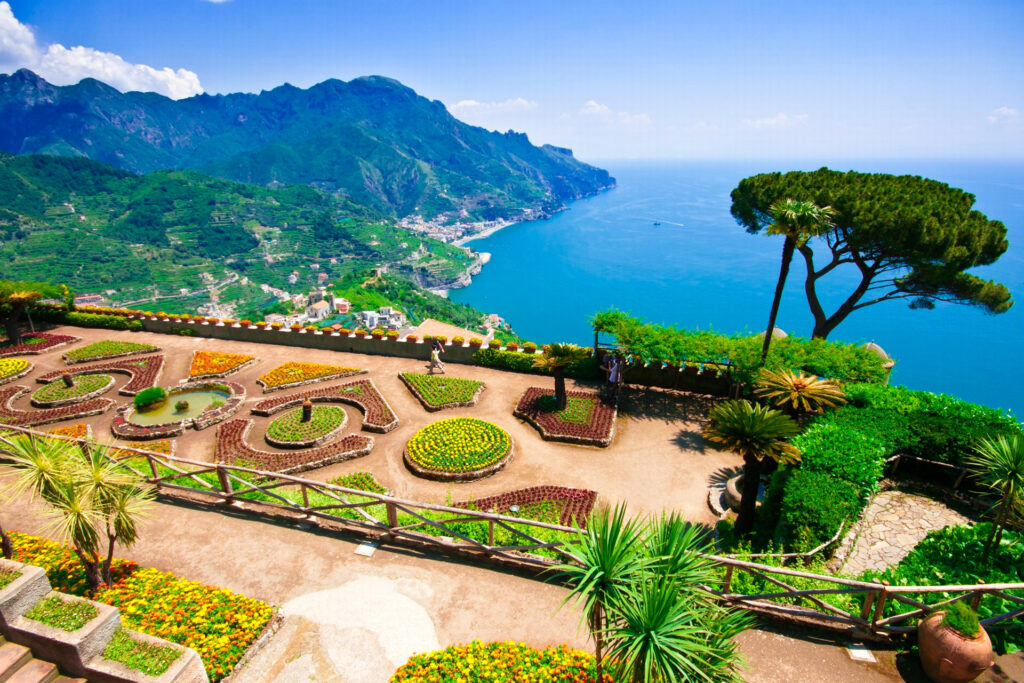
[36,355,165,396]
[0,332,81,358]
[251,379,398,433]
[514,387,616,447]
[453,485,598,528]
[215,419,374,474]
[0,385,113,427]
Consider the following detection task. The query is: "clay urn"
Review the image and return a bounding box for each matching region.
[301,398,313,422]
[918,611,993,683]
[61,372,74,388]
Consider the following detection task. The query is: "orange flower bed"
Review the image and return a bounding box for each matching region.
[47,422,91,439]
[188,351,255,379]
[256,361,363,392]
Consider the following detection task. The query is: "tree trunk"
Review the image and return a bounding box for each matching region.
[592,602,604,682]
[74,547,102,593]
[734,455,762,535]
[760,237,795,365]
[103,531,117,587]
[983,488,1013,562]
[3,303,26,346]
[554,369,567,411]
[0,522,12,560]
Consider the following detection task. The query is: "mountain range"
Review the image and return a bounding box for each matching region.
[0,69,614,219]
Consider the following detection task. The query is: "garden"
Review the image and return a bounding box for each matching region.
[400,371,485,410]
[404,417,513,481]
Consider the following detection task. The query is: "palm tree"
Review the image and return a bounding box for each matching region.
[965,434,1024,562]
[754,368,847,415]
[0,433,153,590]
[550,503,646,683]
[533,343,592,410]
[703,400,801,536]
[759,199,836,365]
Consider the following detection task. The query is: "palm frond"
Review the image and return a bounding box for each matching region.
[703,399,801,464]
[754,368,847,413]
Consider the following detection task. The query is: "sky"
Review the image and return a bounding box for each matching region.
[1,0,1022,161]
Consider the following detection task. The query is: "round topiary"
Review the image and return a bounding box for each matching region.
[404,417,512,481]
[174,400,190,412]
[265,405,347,447]
[134,386,168,411]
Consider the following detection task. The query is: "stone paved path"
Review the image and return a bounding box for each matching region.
[839,490,972,576]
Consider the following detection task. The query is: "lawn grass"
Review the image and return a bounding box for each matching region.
[25,595,98,631]
[104,628,182,677]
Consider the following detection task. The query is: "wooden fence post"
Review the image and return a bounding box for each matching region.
[301,484,310,511]
[386,501,398,529]
[216,465,233,502]
[722,565,734,593]
[971,580,984,611]
[871,580,889,631]
[148,455,160,480]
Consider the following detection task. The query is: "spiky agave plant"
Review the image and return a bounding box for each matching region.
[754,368,847,414]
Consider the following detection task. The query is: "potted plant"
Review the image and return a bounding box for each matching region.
[305,325,318,333]
[371,328,385,339]
[488,339,502,349]
[422,335,434,343]
[239,319,252,327]
[406,334,419,343]
[505,342,519,352]
[918,602,994,683]
[270,322,283,330]
[451,336,466,345]
[223,319,236,327]
[338,327,351,336]
[255,321,267,329]
[386,329,399,340]
[290,323,302,331]
[354,328,368,338]
[523,342,538,353]
[434,335,448,345]
[468,338,483,348]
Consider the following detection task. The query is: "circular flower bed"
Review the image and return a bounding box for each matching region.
[404,417,512,481]
[31,373,115,407]
[265,405,348,448]
[0,358,32,385]
[391,641,609,683]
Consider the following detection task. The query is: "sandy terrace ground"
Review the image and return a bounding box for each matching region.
[7,325,739,524]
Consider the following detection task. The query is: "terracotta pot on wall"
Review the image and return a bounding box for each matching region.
[917,611,993,683]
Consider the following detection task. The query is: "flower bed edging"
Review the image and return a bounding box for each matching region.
[403,446,514,482]
[30,374,116,408]
[398,372,486,412]
[403,418,514,483]
[0,359,33,386]
[513,387,616,448]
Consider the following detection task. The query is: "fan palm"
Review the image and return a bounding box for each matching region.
[703,400,801,535]
[533,343,592,410]
[754,368,847,415]
[965,434,1024,562]
[550,503,646,683]
[759,199,836,365]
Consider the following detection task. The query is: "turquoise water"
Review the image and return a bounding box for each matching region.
[451,160,1024,417]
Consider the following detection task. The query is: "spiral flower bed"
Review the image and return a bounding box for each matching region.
[216,419,374,474]
[251,379,398,432]
[188,350,256,379]
[37,355,165,396]
[0,385,113,427]
[0,358,32,385]
[265,405,348,448]
[0,332,81,358]
[404,417,513,482]
[514,388,616,447]
[256,361,365,392]
[399,372,485,411]
[63,340,159,364]
[31,373,116,407]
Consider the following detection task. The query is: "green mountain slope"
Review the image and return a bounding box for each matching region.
[0,70,614,219]
[0,153,484,318]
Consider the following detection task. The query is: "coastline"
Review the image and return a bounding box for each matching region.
[453,219,519,246]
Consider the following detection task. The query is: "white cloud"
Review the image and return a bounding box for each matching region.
[987,106,1019,125]
[578,100,652,127]
[0,1,203,99]
[741,112,808,129]
[449,97,537,114]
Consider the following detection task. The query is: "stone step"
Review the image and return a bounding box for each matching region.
[6,658,58,683]
[50,678,86,683]
[0,642,32,683]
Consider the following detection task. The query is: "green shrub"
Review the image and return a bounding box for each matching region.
[29,308,143,332]
[794,423,887,501]
[472,349,600,379]
[778,470,861,551]
[938,601,981,638]
[133,387,167,410]
[863,523,1023,654]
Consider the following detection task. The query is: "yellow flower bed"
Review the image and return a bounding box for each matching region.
[406,417,511,473]
[257,361,361,390]
[189,351,254,378]
[0,357,30,381]
[391,640,610,682]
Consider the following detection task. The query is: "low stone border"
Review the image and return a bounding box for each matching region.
[111,380,246,439]
[0,361,33,386]
[185,350,259,381]
[0,333,81,358]
[251,379,399,433]
[216,419,374,474]
[62,344,160,365]
[36,355,166,396]
[403,436,514,483]
[0,385,113,428]
[513,387,616,448]
[398,372,486,412]
[30,374,116,408]
[264,406,348,449]
[256,367,367,393]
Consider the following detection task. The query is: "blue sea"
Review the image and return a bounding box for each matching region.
[450,160,1024,418]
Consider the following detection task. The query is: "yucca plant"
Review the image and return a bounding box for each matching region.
[533,343,592,410]
[966,433,1024,562]
[754,368,847,415]
[703,400,801,535]
[0,433,153,590]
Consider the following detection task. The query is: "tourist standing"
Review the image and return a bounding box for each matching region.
[428,338,445,374]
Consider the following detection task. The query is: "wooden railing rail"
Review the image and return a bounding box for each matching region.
[2,423,1023,639]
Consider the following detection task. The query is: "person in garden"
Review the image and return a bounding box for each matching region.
[428,338,445,374]
[602,353,622,400]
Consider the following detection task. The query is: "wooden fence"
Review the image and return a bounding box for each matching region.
[2,423,1023,640]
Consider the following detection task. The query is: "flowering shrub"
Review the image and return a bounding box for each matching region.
[488,340,502,349]
[255,322,267,329]
[63,341,158,364]
[0,358,32,384]
[239,319,252,327]
[505,342,519,352]
[37,355,166,396]
[371,328,385,338]
[222,319,235,326]
[189,351,256,379]
[468,338,483,347]
[10,532,136,596]
[114,439,174,457]
[433,335,448,344]
[405,334,418,343]
[270,323,283,330]
[353,328,367,337]
[514,388,616,447]
[391,641,610,683]
[266,406,347,445]
[252,379,398,432]
[406,417,511,475]
[451,336,465,345]
[522,342,537,353]
[216,419,373,474]
[0,332,81,358]
[421,335,434,342]
[338,328,351,335]
[304,326,318,332]
[257,361,363,392]
[385,329,399,340]
[329,471,387,494]
[288,324,301,331]
[32,373,114,406]
[400,372,484,411]
[47,422,91,439]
